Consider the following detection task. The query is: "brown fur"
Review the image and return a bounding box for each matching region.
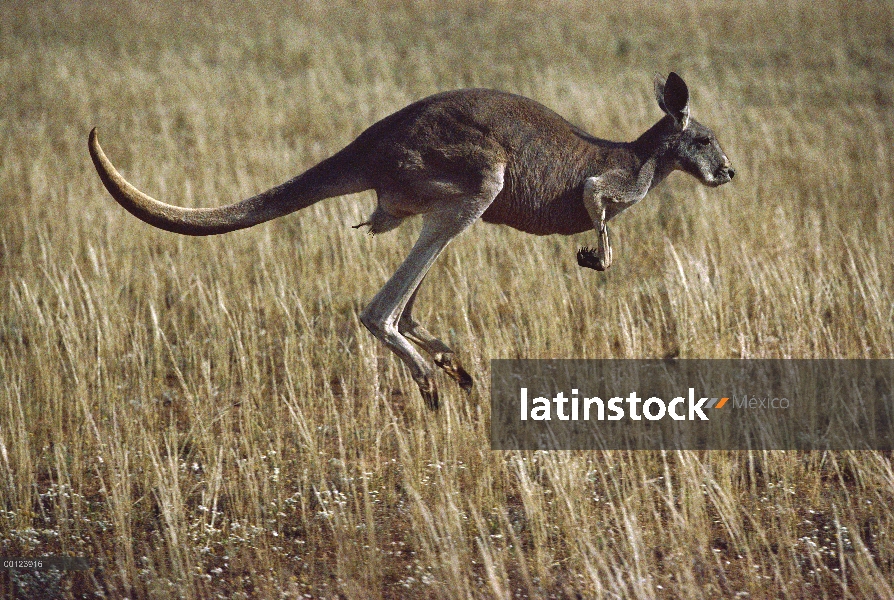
[90,73,733,408]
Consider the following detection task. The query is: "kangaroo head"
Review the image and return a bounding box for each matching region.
[654,72,735,187]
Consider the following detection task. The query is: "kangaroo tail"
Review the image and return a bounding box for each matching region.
[88,128,369,236]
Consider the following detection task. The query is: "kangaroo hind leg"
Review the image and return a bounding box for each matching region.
[360,163,504,408]
[360,210,477,409]
[398,284,474,393]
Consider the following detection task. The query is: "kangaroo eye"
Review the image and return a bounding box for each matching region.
[695,137,711,145]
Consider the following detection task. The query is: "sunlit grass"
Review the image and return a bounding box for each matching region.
[1,0,893,597]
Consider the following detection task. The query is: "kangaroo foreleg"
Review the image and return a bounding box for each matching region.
[578,176,614,271]
[577,221,612,271]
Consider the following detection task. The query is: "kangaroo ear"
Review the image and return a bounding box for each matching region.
[653,73,668,113]
[662,72,690,130]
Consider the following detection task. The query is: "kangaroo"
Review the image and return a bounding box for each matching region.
[89,72,734,409]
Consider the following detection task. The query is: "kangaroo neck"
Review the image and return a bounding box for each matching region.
[626,117,678,195]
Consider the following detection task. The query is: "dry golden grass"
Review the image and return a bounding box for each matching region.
[2,0,894,597]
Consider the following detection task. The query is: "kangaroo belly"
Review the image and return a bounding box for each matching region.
[481,191,593,236]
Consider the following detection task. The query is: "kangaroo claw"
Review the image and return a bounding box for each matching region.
[577,247,611,271]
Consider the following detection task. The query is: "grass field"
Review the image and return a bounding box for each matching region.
[2,0,894,597]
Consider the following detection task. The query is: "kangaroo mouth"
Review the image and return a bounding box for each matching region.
[706,166,735,187]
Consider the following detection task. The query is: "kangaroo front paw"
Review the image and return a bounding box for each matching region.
[577,247,612,271]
